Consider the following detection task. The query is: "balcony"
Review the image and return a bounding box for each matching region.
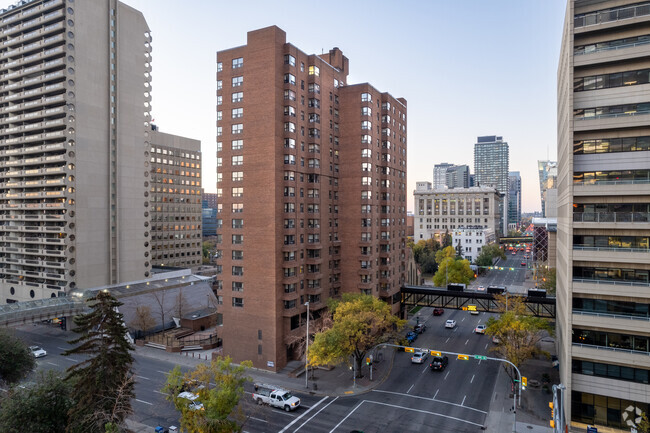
[573,310,650,335]
[574,3,650,34]
[574,39,650,68]
[573,179,650,197]
[573,245,650,265]
[572,278,650,300]
[574,111,650,132]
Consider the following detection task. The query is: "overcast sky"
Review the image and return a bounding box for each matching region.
[1,0,567,212]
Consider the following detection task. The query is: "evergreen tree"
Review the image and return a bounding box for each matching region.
[0,328,35,386]
[63,291,135,433]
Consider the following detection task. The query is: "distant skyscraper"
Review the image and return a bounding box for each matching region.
[537,160,557,218]
[446,165,470,188]
[508,172,521,229]
[474,135,509,235]
[0,0,152,302]
[433,163,454,189]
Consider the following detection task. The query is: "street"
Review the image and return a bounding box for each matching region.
[471,248,531,293]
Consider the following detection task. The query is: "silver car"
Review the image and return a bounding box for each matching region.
[29,346,47,358]
[411,351,428,364]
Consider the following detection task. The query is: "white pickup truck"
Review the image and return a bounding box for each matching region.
[252,383,301,412]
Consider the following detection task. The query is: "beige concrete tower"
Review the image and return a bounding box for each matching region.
[557,1,650,428]
[0,0,152,302]
[149,127,202,268]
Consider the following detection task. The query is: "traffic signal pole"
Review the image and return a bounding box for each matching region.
[376,343,522,433]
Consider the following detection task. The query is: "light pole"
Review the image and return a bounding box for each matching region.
[304,301,309,389]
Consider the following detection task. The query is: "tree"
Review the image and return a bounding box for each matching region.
[411,239,441,275]
[308,294,405,377]
[130,305,156,336]
[455,239,463,258]
[152,289,172,335]
[432,256,475,287]
[162,356,252,433]
[475,243,506,269]
[485,293,553,382]
[435,246,456,265]
[637,412,650,433]
[442,229,452,248]
[63,291,135,433]
[0,328,35,387]
[284,309,333,369]
[175,286,190,320]
[538,267,556,295]
[0,370,76,433]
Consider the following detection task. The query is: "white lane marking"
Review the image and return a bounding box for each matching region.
[57,346,68,351]
[293,396,338,432]
[157,370,169,375]
[470,374,475,384]
[465,339,469,345]
[372,390,487,414]
[478,360,482,366]
[154,390,167,395]
[343,400,484,428]
[421,365,428,375]
[278,396,328,433]
[250,416,268,423]
[461,395,466,406]
[407,383,415,394]
[485,343,489,350]
[46,361,59,366]
[136,375,150,381]
[461,317,465,322]
[329,400,364,433]
[135,398,152,405]
[64,358,79,362]
[453,327,458,332]
[433,389,439,399]
[445,337,450,343]
[444,371,450,380]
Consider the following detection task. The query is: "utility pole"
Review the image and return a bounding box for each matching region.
[304,301,309,389]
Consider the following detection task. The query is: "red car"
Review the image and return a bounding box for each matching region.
[433,308,444,316]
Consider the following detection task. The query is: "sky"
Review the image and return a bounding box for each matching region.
[1,0,567,213]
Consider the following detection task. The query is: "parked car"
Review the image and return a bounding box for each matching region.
[414,324,426,334]
[432,308,444,316]
[411,351,428,364]
[445,319,456,329]
[29,346,47,358]
[429,356,449,371]
[405,331,418,344]
[177,392,204,411]
[474,325,487,334]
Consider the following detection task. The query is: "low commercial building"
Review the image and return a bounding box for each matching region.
[452,226,496,263]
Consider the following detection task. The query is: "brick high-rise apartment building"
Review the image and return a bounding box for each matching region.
[216,26,407,370]
[557,0,650,429]
[0,0,152,302]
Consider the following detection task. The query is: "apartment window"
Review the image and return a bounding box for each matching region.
[231,155,243,166]
[231,281,244,292]
[217,62,223,72]
[308,113,320,123]
[284,122,296,133]
[216,141,222,152]
[284,106,296,117]
[361,121,371,130]
[232,76,243,87]
[232,124,243,134]
[232,234,243,245]
[308,65,319,76]
[284,138,296,149]
[232,171,243,182]
[217,95,222,106]
[284,154,296,165]
[284,267,297,277]
[382,127,391,136]
[217,80,222,90]
[308,143,319,153]
[284,300,296,310]
[232,108,243,119]
[308,128,320,138]
[284,73,296,85]
[232,203,243,213]
[361,93,372,102]
[284,170,295,181]
[284,54,296,66]
[217,110,223,121]
[232,92,243,103]
[361,204,371,213]
[308,158,320,168]
[308,234,320,243]
[361,162,372,172]
[361,107,372,117]
[216,157,222,167]
[382,101,391,110]
[231,139,243,150]
[308,83,320,94]
[284,203,295,213]
[217,126,223,137]
[284,90,296,101]
[284,219,295,229]
[284,186,295,197]
[308,98,320,108]
[284,283,296,293]
[361,149,372,158]
[284,234,295,245]
[232,57,243,69]
[361,191,372,200]
[232,187,243,197]
[382,114,391,123]
[232,297,243,308]
[232,250,243,260]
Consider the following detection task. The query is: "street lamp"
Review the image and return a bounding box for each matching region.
[304,301,309,389]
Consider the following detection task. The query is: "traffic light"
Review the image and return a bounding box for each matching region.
[457,354,469,361]
[405,347,415,353]
[366,357,371,366]
[430,351,441,357]
[522,376,527,389]
[549,401,554,428]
